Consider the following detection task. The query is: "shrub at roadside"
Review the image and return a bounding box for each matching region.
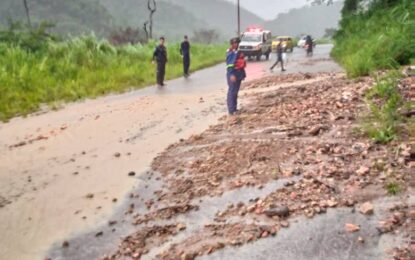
[332,0,414,77]
[0,27,226,121]
[362,71,404,143]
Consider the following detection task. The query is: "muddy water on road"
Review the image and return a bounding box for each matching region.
[0,45,340,260]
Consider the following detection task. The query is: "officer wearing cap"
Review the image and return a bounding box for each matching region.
[226,37,246,115]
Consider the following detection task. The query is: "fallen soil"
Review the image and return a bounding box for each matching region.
[63,72,414,260]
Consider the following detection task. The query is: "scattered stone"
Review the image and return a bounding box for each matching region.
[345,223,360,233]
[356,166,370,176]
[62,241,69,248]
[264,206,290,218]
[114,152,121,158]
[177,223,186,231]
[85,193,94,199]
[95,231,104,237]
[359,202,374,215]
[128,171,136,177]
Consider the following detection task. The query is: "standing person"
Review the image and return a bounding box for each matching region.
[270,42,286,72]
[180,35,191,78]
[226,37,246,115]
[152,37,168,86]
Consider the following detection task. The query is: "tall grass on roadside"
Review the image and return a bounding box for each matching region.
[0,36,227,121]
[362,71,403,143]
[332,0,414,77]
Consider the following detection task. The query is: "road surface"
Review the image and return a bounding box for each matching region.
[0,45,341,260]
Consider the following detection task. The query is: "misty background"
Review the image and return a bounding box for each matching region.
[0,0,343,41]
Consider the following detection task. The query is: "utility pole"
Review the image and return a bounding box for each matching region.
[237,0,241,37]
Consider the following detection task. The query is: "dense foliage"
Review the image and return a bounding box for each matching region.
[332,0,414,77]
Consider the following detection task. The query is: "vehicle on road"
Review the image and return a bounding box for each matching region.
[272,36,294,53]
[298,35,316,48]
[239,26,272,61]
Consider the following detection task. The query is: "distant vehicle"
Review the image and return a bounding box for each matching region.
[272,36,294,53]
[298,35,316,48]
[239,26,272,61]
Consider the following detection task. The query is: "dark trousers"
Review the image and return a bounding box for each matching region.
[270,56,284,71]
[227,73,242,114]
[157,62,166,85]
[183,55,190,75]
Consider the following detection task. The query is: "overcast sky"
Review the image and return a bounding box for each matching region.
[225,0,311,20]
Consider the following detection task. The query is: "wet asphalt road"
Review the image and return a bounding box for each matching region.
[46,44,384,260]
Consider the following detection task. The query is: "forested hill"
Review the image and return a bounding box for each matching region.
[265,1,343,38]
[0,0,263,40]
[0,0,115,37]
[0,0,341,40]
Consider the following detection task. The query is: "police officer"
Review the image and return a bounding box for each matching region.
[270,42,286,72]
[153,37,168,86]
[226,37,246,115]
[180,35,191,78]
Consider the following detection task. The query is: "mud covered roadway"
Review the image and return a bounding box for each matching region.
[48,72,414,260]
[0,44,341,260]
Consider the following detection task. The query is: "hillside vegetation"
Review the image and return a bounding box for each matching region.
[332,0,414,77]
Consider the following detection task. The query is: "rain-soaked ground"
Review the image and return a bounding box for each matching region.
[46,47,414,260]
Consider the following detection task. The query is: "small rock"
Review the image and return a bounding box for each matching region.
[356,166,370,176]
[85,193,94,199]
[359,202,374,215]
[62,241,69,248]
[95,231,103,237]
[345,223,360,233]
[264,206,290,218]
[280,221,290,228]
[308,125,322,136]
[128,171,136,177]
[114,152,121,158]
[358,236,365,243]
[177,223,186,231]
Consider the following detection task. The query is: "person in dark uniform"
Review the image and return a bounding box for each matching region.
[270,42,286,72]
[226,37,246,115]
[152,37,168,86]
[180,35,191,78]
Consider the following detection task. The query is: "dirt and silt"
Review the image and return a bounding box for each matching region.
[47,72,414,260]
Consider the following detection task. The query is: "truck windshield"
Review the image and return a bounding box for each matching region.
[242,34,262,42]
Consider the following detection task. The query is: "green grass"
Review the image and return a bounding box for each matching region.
[386,182,402,195]
[362,71,403,143]
[0,36,227,121]
[332,0,414,78]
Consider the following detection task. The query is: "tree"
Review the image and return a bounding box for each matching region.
[147,0,156,39]
[22,0,32,29]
